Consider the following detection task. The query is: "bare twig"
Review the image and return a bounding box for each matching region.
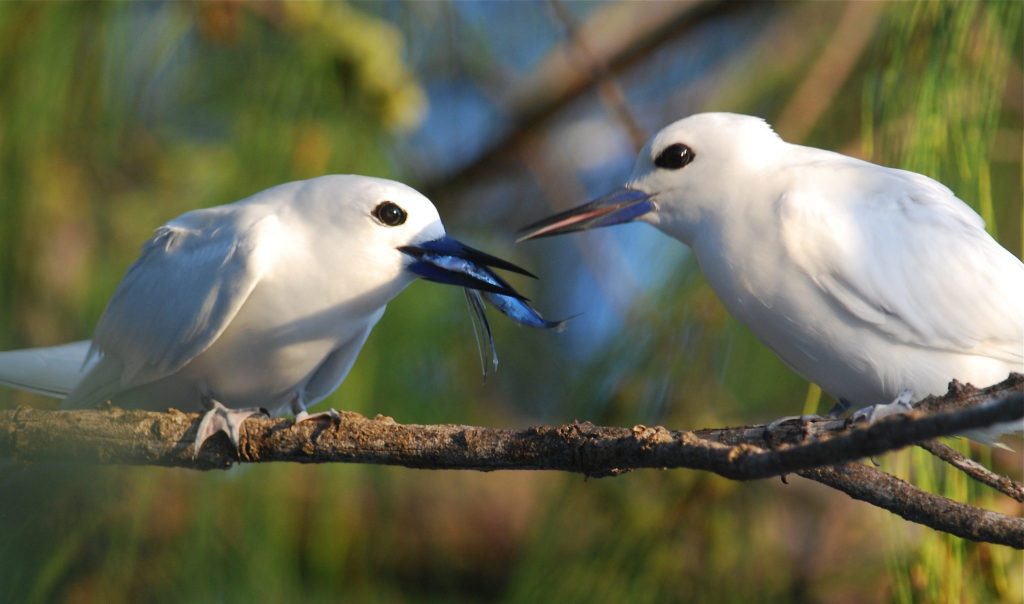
[917,439,1024,502]
[1,375,1020,546]
[798,463,1022,548]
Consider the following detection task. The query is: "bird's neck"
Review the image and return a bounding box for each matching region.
[650,203,704,246]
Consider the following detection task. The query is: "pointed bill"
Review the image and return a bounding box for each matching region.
[516,187,655,242]
[400,235,530,299]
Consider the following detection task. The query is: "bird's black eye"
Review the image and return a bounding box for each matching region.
[654,143,695,170]
[372,201,407,226]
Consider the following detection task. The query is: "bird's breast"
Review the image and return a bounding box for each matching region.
[692,230,887,402]
[176,265,387,409]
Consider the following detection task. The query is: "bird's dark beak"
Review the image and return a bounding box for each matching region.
[399,235,534,299]
[516,187,655,242]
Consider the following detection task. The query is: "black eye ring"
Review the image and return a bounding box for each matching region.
[372,201,407,226]
[654,143,695,170]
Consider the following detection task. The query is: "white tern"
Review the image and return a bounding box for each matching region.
[519,113,1024,442]
[0,175,557,454]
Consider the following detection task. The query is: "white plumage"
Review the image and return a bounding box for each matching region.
[520,112,1024,440]
[1,174,547,452]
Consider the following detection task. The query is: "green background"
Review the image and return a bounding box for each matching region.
[1,2,1021,602]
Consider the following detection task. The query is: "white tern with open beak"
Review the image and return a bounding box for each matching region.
[519,113,1024,442]
[0,175,557,454]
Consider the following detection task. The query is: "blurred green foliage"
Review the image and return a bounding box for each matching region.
[863,3,1022,603]
[0,2,1021,603]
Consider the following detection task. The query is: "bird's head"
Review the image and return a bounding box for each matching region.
[517,113,783,245]
[303,175,533,299]
[300,175,553,373]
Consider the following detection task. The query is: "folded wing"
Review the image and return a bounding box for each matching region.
[76,210,282,398]
[780,162,1024,365]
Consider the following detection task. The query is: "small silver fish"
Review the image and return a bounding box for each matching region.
[480,291,569,331]
[396,239,570,377]
[411,250,569,377]
[422,253,502,290]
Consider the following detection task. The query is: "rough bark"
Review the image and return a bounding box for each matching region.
[917,439,1024,503]
[798,463,1023,548]
[1,375,1021,547]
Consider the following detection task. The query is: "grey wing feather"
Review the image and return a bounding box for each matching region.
[0,340,94,398]
[90,210,281,386]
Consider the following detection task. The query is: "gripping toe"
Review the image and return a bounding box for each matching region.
[193,401,266,457]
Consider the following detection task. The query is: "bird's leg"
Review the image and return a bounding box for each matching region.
[765,397,859,441]
[826,398,852,418]
[194,399,267,458]
[291,396,342,424]
[851,389,915,425]
[295,409,342,423]
[763,413,824,441]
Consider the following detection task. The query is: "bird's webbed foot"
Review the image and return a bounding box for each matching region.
[194,400,267,458]
[851,389,915,425]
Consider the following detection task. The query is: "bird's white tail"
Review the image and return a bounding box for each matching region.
[0,341,95,398]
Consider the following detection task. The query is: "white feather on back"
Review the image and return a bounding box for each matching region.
[779,155,1024,365]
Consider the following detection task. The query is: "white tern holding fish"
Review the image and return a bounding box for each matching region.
[0,175,558,454]
[519,112,1024,442]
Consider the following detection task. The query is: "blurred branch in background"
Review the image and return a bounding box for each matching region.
[510,0,651,317]
[773,1,883,143]
[3,375,1021,547]
[423,0,730,197]
[546,0,646,150]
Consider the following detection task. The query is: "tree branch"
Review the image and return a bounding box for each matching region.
[1,375,1021,546]
[798,463,1023,548]
[917,439,1024,502]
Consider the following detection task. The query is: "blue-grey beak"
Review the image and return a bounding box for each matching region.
[516,187,655,242]
[399,235,534,299]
